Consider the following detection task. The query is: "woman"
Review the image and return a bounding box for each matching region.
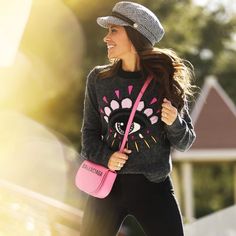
[80,1,196,236]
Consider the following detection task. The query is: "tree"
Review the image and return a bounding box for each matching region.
[64,0,236,96]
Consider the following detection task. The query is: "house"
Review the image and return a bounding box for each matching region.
[173,76,236,222]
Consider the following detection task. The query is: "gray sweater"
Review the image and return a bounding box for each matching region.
[80,65,196,183]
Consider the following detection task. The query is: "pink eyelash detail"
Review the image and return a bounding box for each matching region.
[103,96,109,104]
[115,90,120,99]
[150,97,158,105]
[128,85,133,95]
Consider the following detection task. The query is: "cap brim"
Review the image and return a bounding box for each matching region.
[97,16,129,28]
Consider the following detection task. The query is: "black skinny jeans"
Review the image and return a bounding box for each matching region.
[80,174,184,236]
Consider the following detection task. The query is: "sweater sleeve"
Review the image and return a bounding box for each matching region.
[165,104,196,152]
[80,67,114,167]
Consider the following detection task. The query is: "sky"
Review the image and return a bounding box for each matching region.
[193,0,236,15]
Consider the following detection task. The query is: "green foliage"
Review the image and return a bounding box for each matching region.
[194,163,234,218]
[66,0,236,101]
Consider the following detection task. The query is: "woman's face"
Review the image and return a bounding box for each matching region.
[103,25,135,60]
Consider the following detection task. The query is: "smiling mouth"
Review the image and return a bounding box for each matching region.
[107,45,115,49]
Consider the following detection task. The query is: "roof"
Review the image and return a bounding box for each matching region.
[174,76,236,162]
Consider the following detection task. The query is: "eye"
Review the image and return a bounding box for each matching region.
[109,26,118,33]
[111,28,117,33]
[115,121,141,135]
[109,110,147,136]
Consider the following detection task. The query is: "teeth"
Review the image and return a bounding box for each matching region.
[107,45,115,49]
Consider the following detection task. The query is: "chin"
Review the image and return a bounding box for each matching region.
[108,55,119,61]
[108,52,115,58]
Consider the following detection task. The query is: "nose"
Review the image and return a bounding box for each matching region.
[103,32,110,43]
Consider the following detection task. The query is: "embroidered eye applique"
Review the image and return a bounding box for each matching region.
[100,85,160,152]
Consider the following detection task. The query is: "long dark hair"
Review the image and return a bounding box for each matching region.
[98,26,195,111]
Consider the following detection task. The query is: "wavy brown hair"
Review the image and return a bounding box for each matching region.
[98,26,195,111]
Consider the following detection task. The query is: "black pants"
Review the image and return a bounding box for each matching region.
[80,174,184,236]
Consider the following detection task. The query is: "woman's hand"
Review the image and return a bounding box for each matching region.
[161,98,178,126]
[108,148,131,171]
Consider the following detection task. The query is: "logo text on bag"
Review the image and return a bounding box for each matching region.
[82,163,103,176]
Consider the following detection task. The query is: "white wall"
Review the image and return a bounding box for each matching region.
[185,205,236,236]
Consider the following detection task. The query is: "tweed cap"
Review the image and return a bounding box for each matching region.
[97,1,164,46]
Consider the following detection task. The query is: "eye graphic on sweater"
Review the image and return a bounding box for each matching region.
[110,110,147,135]
[100,85,160,152]
[115,121,141,135]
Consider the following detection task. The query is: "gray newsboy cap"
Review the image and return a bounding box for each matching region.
[97,1,164,46]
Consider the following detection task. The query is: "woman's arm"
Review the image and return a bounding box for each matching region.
[161,98,196,151]
[80,67,114,166]
[164,104,196,152]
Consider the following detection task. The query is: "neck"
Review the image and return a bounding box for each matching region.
[121,54,140,72]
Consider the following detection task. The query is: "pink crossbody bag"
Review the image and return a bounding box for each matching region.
[75,75,153,198]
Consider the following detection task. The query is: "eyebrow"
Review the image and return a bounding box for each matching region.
[109,25,119,29]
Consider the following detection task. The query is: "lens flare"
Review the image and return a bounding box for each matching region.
[0,0,32,67]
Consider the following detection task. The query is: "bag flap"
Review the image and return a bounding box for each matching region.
[75,160,110,193]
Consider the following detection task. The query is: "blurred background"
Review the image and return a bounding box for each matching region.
[0,0,235,235]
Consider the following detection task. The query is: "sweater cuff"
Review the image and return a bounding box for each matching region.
[165,114,183,131]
